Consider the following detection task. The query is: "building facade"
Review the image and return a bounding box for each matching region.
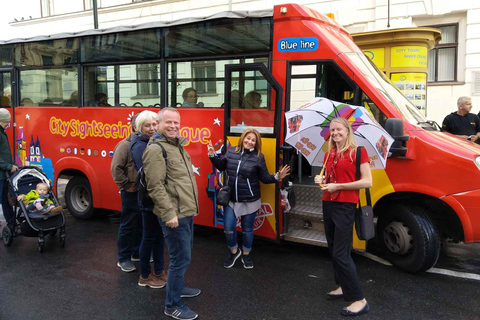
[1,0,479,123]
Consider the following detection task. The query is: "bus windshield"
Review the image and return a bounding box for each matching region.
[343,52,438,131]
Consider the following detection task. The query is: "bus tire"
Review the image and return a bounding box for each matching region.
[65,176,95,220]
[377,204,440,273]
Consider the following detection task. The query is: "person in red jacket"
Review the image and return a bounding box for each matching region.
[314,117,372,317]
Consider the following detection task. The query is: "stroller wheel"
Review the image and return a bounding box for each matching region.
[38,242,44,253]
[2,226,13,246]
[60,236,66,247]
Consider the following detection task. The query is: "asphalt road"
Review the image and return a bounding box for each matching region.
[1,209,480,320]
[1,180,480,319]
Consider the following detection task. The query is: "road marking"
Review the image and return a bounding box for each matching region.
[357,252,392,266]
[358,252,480,281]
[427,268,480,281]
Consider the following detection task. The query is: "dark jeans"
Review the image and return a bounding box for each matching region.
[1,179,14,225]
[223,205,256,252]
[323,201,364,302]
[160,216,194,308]
[139,209,165,278]
[117,190,142,262]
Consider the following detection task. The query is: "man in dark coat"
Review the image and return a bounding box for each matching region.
[0,108,18,225]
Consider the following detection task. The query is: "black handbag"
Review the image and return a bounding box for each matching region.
[216,186,231,206]
[355,147,375,241]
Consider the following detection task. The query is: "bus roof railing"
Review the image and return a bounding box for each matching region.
[0,9,273,45]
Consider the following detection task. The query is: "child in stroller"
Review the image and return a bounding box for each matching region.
[2,166,66,252]
[17,182,63,215]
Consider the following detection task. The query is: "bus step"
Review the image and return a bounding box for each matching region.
[283,228,328,247]
[292,184,323,208]
[289,205,323,222]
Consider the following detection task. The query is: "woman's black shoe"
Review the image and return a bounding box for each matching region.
[341,302,369,317]
[326,292,344,300]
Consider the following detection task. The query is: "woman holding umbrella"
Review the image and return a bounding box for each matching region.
[314,117,372,317]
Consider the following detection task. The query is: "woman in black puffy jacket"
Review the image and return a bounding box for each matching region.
[208,128,290,269]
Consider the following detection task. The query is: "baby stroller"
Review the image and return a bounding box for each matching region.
[2,166,66,252]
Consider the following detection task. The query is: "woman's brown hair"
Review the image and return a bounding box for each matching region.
[235,128,262,155]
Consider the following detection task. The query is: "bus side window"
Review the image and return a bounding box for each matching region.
[20,68,78,107]
[362,93,387,128]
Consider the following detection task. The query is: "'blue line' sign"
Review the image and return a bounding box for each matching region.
[278,37,319,52]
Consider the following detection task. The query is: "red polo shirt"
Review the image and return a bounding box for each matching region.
[321,146,369,204]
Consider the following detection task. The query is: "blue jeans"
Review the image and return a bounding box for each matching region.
[0,179,14,226]
[224,205,256,252]
[139,209,165,278]
[160,216,194,308]
[117,190,142,262]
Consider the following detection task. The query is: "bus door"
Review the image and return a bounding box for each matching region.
[282,60,366,250]
[0,69,16,159]
[223,63,283,241]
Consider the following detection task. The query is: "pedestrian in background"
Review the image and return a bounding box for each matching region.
[442,96,480,143]
[0,108,18,226]
[314,117,371,317]
[111,113,142,272]
[143,107,200,320]
[207,128,290,269]
[130,110,167,289]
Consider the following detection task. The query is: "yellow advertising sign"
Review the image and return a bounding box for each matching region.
[391,46,428,68]
[362,48,385,69]
[391,72,427,113]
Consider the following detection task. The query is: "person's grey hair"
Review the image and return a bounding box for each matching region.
[457,96,471,107]
[135,110,158,132]
[158,107,181,122]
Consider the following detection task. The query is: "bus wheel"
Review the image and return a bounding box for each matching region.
[377,204,440,273]
[65,176,95,220]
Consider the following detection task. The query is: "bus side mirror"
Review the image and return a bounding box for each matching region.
[385,118,409,157]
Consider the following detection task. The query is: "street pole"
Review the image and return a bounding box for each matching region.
[93,0,99,29]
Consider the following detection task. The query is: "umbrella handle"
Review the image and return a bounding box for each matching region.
[317,150,330,188]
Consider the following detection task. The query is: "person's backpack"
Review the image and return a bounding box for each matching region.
[136,141,167,207]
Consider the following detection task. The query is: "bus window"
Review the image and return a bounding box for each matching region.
[84,63,162,108]
[362,93,388,128]
[20,68,78,107]
[0,72,11,107]
[228,69,274,134]
[84,66,114,106]
[119,64,161,107]
[0,45,13,66]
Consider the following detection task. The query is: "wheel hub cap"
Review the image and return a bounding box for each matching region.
[383,221,413,255]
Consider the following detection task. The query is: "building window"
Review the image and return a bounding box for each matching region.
[192,61,216,94]
[428,24,458,82]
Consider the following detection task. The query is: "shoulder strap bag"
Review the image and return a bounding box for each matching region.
[355,147,375,241]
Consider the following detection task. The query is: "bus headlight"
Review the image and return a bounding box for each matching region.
[475,156,480,170]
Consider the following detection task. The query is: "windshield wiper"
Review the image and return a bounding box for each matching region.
[417,120,440,131]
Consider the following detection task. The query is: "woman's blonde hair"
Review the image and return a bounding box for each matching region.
[327,117,358,161]
[235,128,262,155]
[135,110,159,134]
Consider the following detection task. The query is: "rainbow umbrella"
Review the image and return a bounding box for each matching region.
[285,97,394,169]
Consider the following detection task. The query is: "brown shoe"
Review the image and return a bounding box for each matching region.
[49,206,63,213]
[138,273,165,288]
[153,270,167,285]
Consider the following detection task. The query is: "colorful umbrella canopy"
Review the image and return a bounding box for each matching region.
[285,97,394,169]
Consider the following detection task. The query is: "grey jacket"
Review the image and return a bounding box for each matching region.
[110,133,137,191]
